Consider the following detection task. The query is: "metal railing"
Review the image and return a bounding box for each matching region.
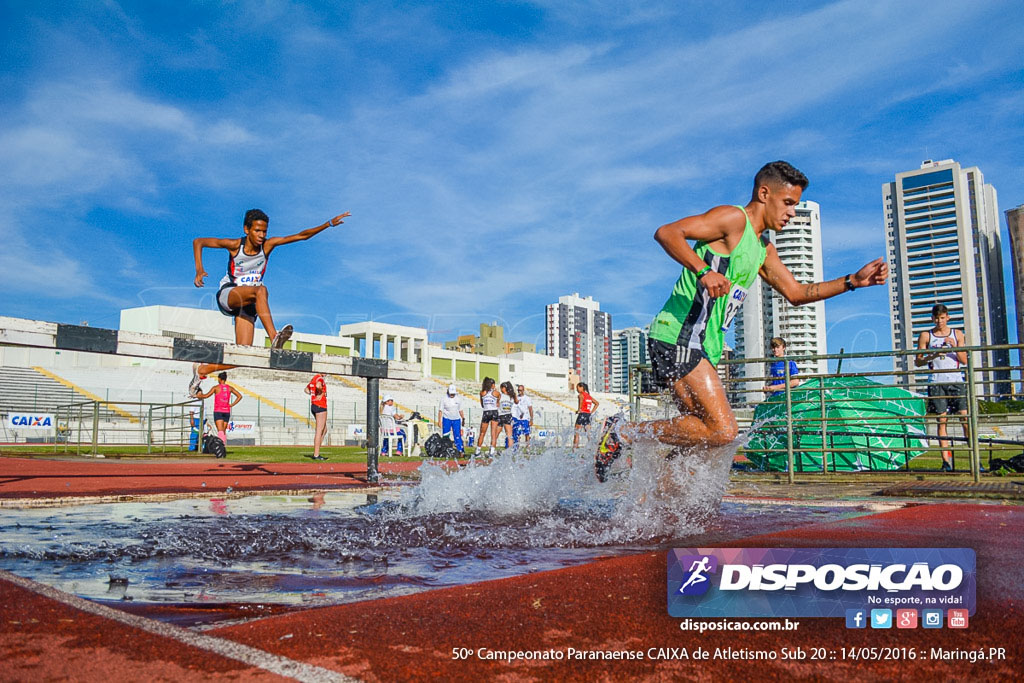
[627,342,1024,483]
[53,399,203,456]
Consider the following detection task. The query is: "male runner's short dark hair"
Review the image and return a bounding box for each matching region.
[244,209,270,227]
[752,161,808,198]
[932,303,949,316]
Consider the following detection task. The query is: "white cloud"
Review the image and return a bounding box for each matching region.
[0,214,122,304]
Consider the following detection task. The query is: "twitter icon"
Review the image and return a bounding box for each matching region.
[870,609,892,629]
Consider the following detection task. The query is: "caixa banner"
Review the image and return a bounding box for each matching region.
[6,413,56,430]
[668,548,975,618]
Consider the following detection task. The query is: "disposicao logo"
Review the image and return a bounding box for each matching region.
[675,555,718,596]
[667,548,976,618]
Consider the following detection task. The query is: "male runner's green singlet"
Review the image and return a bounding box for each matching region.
[650,206,767,366]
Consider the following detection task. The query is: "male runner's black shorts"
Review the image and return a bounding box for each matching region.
[648,338,707,388]
[575,413,592,427]
[310,404,327,415]
[481,410,498,424]
[927,382,966,415]
[217,284,259,322]
[213,411,231,423]
[497,414,512,426]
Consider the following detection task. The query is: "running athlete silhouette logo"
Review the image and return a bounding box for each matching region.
[677,554,718,595]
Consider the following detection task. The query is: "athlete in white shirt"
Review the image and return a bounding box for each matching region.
[437,385,466,452]
[512,385,534,447]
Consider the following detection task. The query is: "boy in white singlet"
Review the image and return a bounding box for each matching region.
[914,303,970,472]
[189,208,349,396]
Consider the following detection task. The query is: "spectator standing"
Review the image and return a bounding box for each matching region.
[763,337,800,397]
[479,377,500,455]
[512,385,534,448]
[188,410,200,451]
[496,381,519,450]
[572,382,599,449]
[915,303,969,472]
[195,372,242,447]
[305,373,328,461]
[438,384,466,453]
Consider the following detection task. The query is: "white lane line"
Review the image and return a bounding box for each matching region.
[1,570,358,683]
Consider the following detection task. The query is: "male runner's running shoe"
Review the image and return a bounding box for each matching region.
[271,324,294,350]
[594,413,624,482]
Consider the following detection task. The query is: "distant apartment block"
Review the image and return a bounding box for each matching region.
[1005,204,1024,386]
[610,327,648,394]
[546,293,612,391]
[883,159,1010,395]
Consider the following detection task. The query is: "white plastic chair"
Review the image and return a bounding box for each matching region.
[379,414,407,457]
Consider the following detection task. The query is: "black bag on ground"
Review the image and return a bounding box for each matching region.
[990,452,1024,473]
[202,434,226,458]
[424,433,459,458]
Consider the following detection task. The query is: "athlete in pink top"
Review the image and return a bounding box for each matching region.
[197,372,242,446]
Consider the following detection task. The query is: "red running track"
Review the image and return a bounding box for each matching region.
[0,456,1020,681]
[0,456,422,499]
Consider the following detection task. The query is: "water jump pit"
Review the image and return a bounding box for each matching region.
[0,445,897,627]
[2,447,1022,681]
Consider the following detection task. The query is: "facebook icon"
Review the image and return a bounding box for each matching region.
[845,609,866,629]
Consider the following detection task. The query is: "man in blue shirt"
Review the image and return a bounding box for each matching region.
[763,337,800,397]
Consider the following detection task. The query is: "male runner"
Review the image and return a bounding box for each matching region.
[189,208,349,396]
[600,161,887,472]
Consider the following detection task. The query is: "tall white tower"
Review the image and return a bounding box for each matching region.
[610,327,648,394]
[883,159,1009,393]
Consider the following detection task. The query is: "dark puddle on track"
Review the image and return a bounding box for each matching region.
[0,491,884,627]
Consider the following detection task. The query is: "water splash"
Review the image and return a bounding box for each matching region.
[399,423,743,544]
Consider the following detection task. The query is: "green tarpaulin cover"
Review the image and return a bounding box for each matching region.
[745,375,927,472]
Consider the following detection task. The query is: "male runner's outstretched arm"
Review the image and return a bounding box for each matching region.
[759,247,888,305]
[264,212,350,256]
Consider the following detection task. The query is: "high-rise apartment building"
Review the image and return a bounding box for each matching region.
[733,200,828,403]
[610,327,648,394]
[883,159,1010,394]
[1005,204,1024,383]
[546,293,612,391]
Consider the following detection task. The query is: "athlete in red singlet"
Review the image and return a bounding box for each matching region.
[572,382,600,449]
[305,373,328,461]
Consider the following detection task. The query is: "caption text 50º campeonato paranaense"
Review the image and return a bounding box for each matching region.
[452,646,1008,662]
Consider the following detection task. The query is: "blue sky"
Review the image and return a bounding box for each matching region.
[1,0,1022,360]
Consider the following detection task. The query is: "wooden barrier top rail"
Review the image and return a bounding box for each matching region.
[0,316,419,381]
